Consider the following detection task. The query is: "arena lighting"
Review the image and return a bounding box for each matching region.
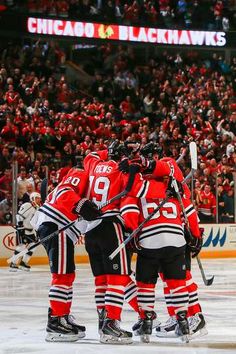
[27,17,226,47]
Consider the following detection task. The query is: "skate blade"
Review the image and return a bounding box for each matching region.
[45,332,81,342]
[180,334,190,343]
[156,331,178,338]
[140,334,150,343]
[100,334,133,345]
[9,268,18,272]
[19,266,30,272]
[152,319,162,329]
[189,327,208,340]
[77,331,86,339]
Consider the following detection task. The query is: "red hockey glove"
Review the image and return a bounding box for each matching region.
[74,198,102,221]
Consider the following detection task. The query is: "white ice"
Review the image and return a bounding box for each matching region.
[0,258,236,354]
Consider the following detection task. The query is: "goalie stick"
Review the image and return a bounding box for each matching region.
[175,141,214,286]
[7,167,137,265]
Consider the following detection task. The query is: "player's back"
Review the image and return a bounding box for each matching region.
[87,159,125,215]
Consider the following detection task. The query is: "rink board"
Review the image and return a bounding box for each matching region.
[0,223,236,266]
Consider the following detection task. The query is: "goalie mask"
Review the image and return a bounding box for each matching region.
[30,192,41,208]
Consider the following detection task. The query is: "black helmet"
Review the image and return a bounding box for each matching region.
[140,141,163,159]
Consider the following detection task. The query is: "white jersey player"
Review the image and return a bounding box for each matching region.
[9,192,41,271]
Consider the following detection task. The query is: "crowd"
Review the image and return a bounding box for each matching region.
[0,38,235,224]
[1,0,236,31]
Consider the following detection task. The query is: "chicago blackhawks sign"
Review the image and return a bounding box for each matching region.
[27,17,226,47]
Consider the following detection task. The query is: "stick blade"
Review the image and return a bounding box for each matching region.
[206,275,214,286]
[189,141,197,170]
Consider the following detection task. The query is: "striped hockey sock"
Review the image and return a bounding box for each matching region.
[49,273,75,316]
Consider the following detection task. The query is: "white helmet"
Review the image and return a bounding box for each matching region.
[30,192,41,207]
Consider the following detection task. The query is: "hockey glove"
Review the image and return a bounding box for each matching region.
[118,158,130,173]
[184,229,203,258]
[74,198,102,221]
[124,229,139,253]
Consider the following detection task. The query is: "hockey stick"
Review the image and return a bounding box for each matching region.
[176,147,187,164]
[174,142,214,286]
[196,256,214,286]
[7,168,137,265]
[98,165,137,209]
[109,191,172,260]
[7,220,77,264]
[40,178,48,203]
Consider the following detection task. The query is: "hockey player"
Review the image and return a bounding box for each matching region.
[9,192,41,272]
[83,141,142,344]
[155,185,207,339]
[120,177,202,342]
[31,167,101,342]
[121,146,207,339]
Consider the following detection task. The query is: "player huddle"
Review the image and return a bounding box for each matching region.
[13,140,208,344]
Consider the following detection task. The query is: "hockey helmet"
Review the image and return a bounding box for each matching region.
[30,192,41,207]
[140,142,163,159]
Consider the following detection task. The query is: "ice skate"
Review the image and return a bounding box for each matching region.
[133,313,161,332]
[156,316,178,337]
[97,308,106,334]
[9,262,19,272]
[175,310,190,343]
[133,311,156,343]
[65,314,86,338]
[100,318,133,344]
[19,261,31,271]
[46,310,81,342]
[188,313,208,339]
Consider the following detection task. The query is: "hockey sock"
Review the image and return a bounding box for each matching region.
[95,274,107,310]
[166,279,189,315]
[105,274,130,320]
[160,272,175,317]
[125,277,139,313]
[186,270,202,316]
[137,281,155,318]
[49,273,75,316]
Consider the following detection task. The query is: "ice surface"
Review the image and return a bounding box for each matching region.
[0,259,236,354]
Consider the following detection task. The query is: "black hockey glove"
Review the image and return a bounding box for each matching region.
[74,198,102,221]
[185,227,203,258]
[118,158,130,173]
[124,229,139,253]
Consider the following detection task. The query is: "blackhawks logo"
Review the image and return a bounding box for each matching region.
[98,25,114,39]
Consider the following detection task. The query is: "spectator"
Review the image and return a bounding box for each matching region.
[222,187,235,223]
[0,191,12,224]
[196,184,216,223]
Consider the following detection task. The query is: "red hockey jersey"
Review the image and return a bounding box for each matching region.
[83,150,143,217]
[31,168,88,242]
[120,179,200,250]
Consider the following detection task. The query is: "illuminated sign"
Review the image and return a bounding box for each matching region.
[27,17,226,47]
